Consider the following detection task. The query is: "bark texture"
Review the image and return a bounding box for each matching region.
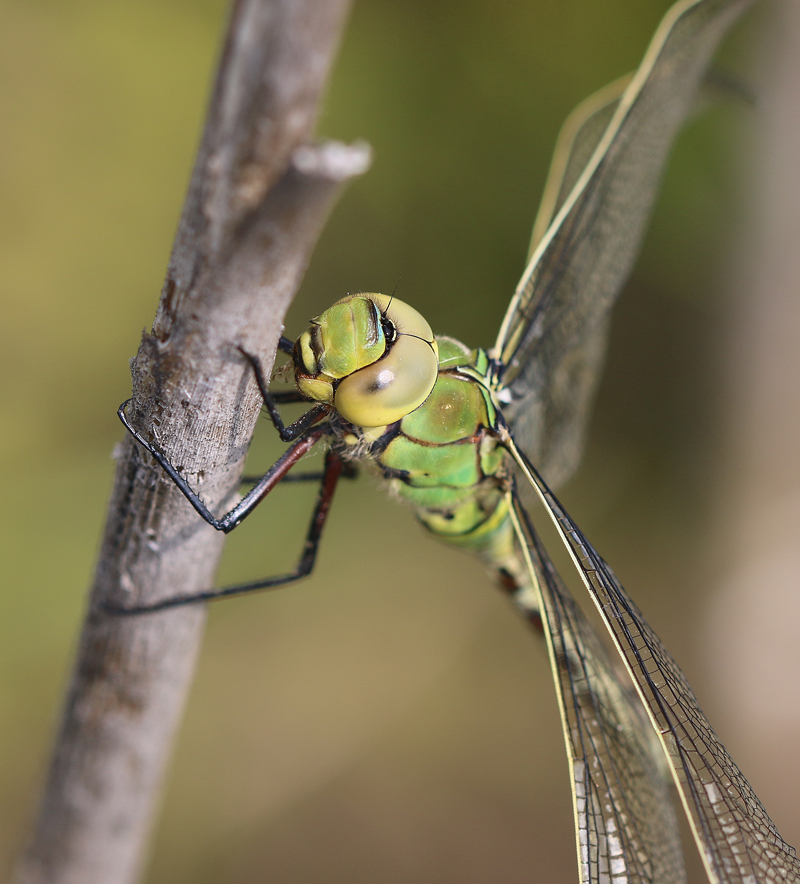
[15,1,368,883]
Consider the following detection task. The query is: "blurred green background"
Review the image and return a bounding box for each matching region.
[1,0,795,882]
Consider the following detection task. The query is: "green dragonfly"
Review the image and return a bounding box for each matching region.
[117,0,800,881]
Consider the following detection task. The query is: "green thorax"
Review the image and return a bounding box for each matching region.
[341,336,515,565]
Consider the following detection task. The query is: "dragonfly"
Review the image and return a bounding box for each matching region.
[116,0,800,881]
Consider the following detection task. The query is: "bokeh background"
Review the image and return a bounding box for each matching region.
[2,0,798,882]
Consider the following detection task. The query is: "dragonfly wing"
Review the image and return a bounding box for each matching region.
[527,75,630,260]
[507,436,800,884]
[494,0,755,489]
[509,494,687,884]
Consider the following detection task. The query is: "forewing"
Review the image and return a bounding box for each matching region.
[509,495,686,884]
[508,438,800,884]
[494,0,754,488]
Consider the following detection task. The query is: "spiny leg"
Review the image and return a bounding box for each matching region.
[242,362,358,484]
[117,342,333,531]
[112,343,341,613]
[119,400,329,533]
[108,448,346,614]
[236,346,328,442]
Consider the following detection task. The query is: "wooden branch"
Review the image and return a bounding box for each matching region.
[14,1,368,883]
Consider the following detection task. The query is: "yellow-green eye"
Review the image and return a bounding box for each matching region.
[293,293,439,428]
[335,295,438,427]
[335,335,437,426]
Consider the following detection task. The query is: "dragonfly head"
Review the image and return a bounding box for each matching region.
[292,294,439,428]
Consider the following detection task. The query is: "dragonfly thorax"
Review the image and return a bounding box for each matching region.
[293,293,439,428]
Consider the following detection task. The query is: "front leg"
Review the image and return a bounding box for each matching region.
[118,401,330,533]
[117,344,333,532]
[236,346,328,442]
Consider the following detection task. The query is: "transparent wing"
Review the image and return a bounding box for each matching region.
[507,436,800,884]
[508,494,687,884]
[527,75,630,260]
[494,0,754,489]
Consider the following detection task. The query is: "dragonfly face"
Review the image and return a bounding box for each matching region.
[292,293,439,428]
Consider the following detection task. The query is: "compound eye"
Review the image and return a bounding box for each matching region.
[335,334,438,427]
[334,295,438,427]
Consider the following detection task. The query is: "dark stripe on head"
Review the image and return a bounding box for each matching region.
[365,299,381,349]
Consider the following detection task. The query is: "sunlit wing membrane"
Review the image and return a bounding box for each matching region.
[493,0,755,489]
[508,496,687,884]
[506,435,800,884]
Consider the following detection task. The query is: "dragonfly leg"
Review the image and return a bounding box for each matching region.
[118,400,329,533]
[106,448,345,614]
[268,389,314,405]
[241,461,358,486]
[236,346,329,442]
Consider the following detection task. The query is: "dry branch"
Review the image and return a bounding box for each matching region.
[15,1,368,882]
